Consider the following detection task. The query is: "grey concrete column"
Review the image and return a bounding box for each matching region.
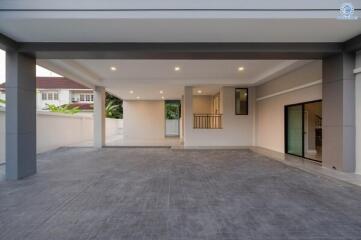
[183,86,193,146]
[5,51,37,180]
[322,52,355,172]
[355,51,361,174]
[94,86,105,148]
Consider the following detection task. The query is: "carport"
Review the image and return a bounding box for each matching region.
[0,2,361,180]
[1,37,360,179]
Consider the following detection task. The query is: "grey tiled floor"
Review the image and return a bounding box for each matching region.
[1,148,361,240]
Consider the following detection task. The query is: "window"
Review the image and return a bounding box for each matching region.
[41,91,59,101]
[235,88,248,115]
[78,93,94,102]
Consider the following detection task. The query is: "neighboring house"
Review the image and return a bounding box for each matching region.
[0,77,94,111]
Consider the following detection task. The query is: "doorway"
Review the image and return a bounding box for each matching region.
[285,100,322,162]
[165,100,181,137]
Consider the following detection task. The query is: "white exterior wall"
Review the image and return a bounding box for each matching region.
[255,61,322,153]
[59,89,71,105]
[193,95,213,114]
[256,85,322,153]
[36,112,93,153]
[0,111,122,164]
[184,86,255,147]
[123,100,165,140]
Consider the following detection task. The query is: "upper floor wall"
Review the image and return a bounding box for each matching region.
[256,61,322,99]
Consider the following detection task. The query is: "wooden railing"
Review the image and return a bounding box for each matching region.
[193,114,222,129]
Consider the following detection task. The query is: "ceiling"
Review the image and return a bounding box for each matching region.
[38,59,314,100]
[1,19,360,43]
[0,3,356,100]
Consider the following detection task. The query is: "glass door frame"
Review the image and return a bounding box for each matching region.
[284,100,322,163]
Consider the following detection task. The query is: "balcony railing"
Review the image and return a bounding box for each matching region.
[193,114,222,129]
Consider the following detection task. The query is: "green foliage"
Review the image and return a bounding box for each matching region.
[105,93,123,119]
[46,104,80,115]
[165,102,180,120]
[105,100,122,119]
[0,99,5,104]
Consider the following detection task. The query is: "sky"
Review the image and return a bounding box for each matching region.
[0,49,62,84]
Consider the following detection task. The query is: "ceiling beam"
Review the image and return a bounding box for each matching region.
[0,33,18,51]
[37,59,102,88]
[17,42,343,60]
[343,33,361,52]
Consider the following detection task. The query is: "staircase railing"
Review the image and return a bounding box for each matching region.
[193,114,222,129]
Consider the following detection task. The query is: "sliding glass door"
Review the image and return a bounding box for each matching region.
[285,104,304,157]
[285,101,322,162]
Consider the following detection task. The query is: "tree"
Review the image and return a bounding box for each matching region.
[105,92,123,119]
[165,101,180,120]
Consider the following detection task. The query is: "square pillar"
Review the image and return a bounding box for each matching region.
[94,86,105,148]
[322,52,355,172]
[183,86,193,146]
[355,51,361,174]
[6,51,36,180]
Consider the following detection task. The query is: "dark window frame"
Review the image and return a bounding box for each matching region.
[235,88,248,115]
[284,99,322,163]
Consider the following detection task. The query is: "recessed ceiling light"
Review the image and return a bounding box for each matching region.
[174,66,181,71]
[110,66,117,71]
[129,90,134,94]
[161,96,165,100]
[136,96,140,99]
[197,90,202,94]
[238,66,244,72]
[160,90,164,94]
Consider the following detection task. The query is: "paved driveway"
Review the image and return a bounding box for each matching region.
[1,148,361,240]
